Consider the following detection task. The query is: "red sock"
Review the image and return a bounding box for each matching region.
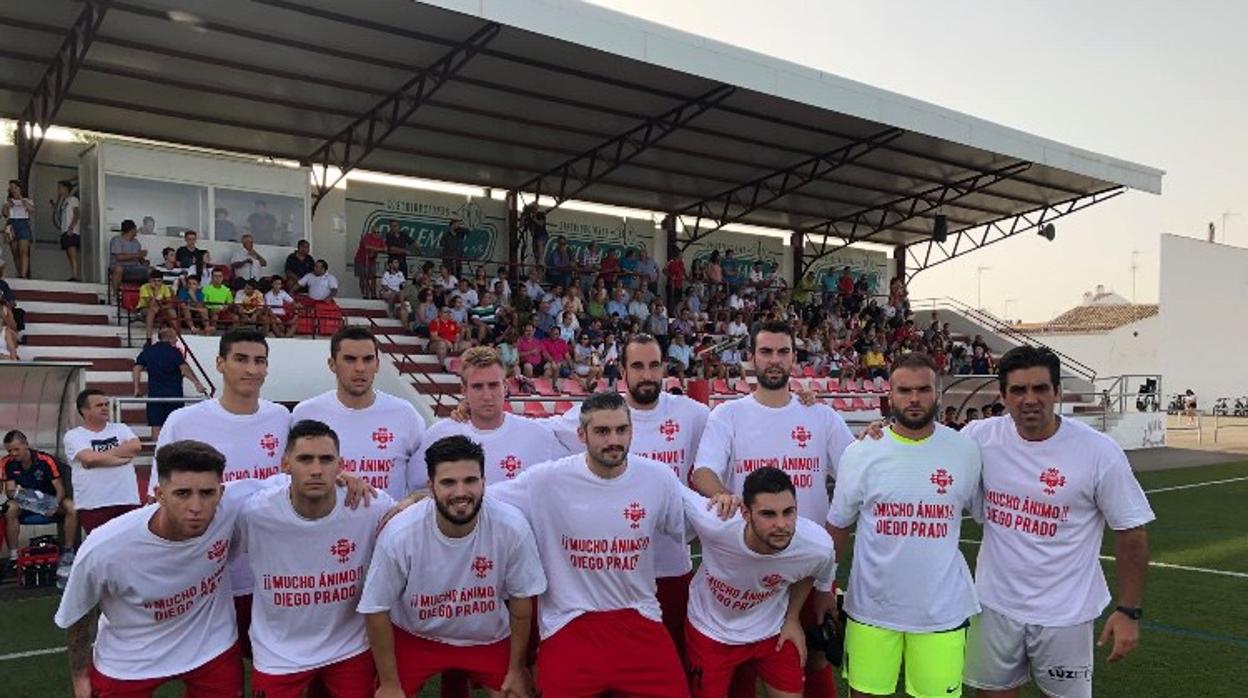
[804,664,837,698]
[440,670,471,698]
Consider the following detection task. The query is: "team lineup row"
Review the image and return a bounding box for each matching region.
[52,324,1154,698]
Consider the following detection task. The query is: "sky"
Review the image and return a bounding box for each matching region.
[586,0,1248,320]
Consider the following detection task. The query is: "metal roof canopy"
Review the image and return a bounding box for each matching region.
[0,0,1163,271]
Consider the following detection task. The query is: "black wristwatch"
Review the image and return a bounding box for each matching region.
[1115,605,1143,620]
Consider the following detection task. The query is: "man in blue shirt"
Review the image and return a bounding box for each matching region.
[132,328,208,441]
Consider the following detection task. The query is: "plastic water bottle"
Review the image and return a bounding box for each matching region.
[14,488,59,516]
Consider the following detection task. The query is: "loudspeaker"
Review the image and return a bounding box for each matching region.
[933,214,948,243]
[1037,223,1056,241]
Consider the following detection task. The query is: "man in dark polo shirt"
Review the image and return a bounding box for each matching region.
[3,430,78,563]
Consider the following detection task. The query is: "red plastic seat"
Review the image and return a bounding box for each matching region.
[663,377,682,391]
[553,401,575,414]
[711,378,731,394]
[523,401,550,418]
[832,398,853,411]
[731,378,752,394]
[531,378,559,397]
[502,401,515,413]
[560,378,587,396]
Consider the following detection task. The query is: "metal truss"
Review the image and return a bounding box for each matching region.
[15,0,109,187]
[515,84,736,212]
[307,22,500,214]
[904,187,1126,283]
[800,162,1032,274]
[674,127,904,252]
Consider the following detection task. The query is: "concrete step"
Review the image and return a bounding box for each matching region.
[24,334,122,348]
[18,300,114,316]
[25,311,111,325]
[23,346,141,360]
[34,356,135,371]
[14,289,102,305]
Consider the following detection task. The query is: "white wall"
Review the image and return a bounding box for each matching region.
[1037,314,1160,380]
[1159,234,1248,404]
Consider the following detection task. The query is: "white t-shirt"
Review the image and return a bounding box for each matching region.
[963,416,1155,626]
[264,290,294,316]
[488,454,686,639]
[684,490,835,645]
[827,426,982,632]
[299,272,339,301]
[63,423,141,509]
[357,497,546,645]
[695,395,855,525]
[380,271,405,293]
[153,399,292,596]
[291,390,424,500]
[547,393,710,577]
[60,195,80,234]
[230,247,264,280]
[438,274,459,292]
[53,480,272,679]
[236,485,394,674]
[410,413,566,490]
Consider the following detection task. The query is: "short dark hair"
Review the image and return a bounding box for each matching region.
[424,435,485,481]
[155,440,226,482]
[621,333,660,365]
[750,320,794,351]
[76,388,106,414]
[149,268,163,280]
[578,390,629,428]
[286,419,340,454]
[889,352,937,378]
[120,219,137,233]
[58,179,73,189]
[3,429,28,445]
[161,246,175,256]
[996,345,1061,393]
[315,259,329,270]
[218,327,269,359]
[330,325,378,358]
[742,466,795,507]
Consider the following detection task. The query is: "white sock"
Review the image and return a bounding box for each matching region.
[8,550,15,560]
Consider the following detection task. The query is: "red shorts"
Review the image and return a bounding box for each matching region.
[686,621,803,697]
[79,505,141,535]
[657,572,694,659]
[536,609,688,698]
[393,625,509,693]
[233,595,253,659]
[251,650,375,698]
[89,641,242,698]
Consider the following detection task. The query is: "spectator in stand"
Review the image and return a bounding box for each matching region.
[635,248,659,294]
[246,200,278,240]
[988,402,1006,417]
[62,390,143,540]
[533,299,557,339]
[718,340,744,379]
[619,248,639,290]
[377,258,406,317]
[627,292,650,322]
[523,268,544,303]
[543,332,573,380]
[598,247,620,289]
[427,307,466,365]
[174,229,211,281]
[405,288,437,338]
[214,207,237,241]
[517,323,547,379]
[942,406,962,430]
[154,247,188,291]
[606,288,629,321]
[109,219,150,288]
[435,264,459,296]
[57,180,82,282]
[3,180,35,279]
[441,217,468,277]
[176,276,210,334]
[447,295,469,326]
[863,341,888,380]
[664,253,685,305]
[3,429,77,565]
[297,260,339,303]
[577,241,603,294]
[493,267,512,306]
[232,280,266,329]
[645,301,669,352]
[971,344,992,374]
[450,279,479,309]
[667,332,692,378]
[546,236,573,288]
[355,225,387,299]
[528,207,549,265]
[836,266,854,298]
[0,296,20,360]
[721,249,742,292]
[133,327,207,440]
[467,292,499,344]
[137,268,178,343]
[704,250,723,292]
[556,309,580,344]
[262,276,297,338]
[284,239,315,290]
[229,234,268,291]
[964,407,981,423]
[201,267,234,332]
[496,330,521,379]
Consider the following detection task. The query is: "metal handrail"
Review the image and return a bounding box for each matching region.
[171,320,217,397]
[359,314,453,413]
[915,296,1098,382]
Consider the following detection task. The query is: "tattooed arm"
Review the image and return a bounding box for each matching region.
[67,612,95,698]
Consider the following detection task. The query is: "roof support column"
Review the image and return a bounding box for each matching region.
[15,0,108,188]
[894,244,906,284]
[505,190,520,277]
[790,230,804,290]
[662,214,679,307]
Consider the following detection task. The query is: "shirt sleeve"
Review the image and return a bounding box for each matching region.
[487,468,534,515]
[63,430,89,463]
[53,542,105,628]
[657,472,687,542]
[503,519,547,599]
[540,407,583,454]
[824,409,856,480]
[692,407,734,484]
[811,547,837,593]
[356,531,405,614]
[1094,444,1156,531]
[826,443,866,528]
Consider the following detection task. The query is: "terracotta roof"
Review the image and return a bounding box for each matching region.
[1016,304,1158,334]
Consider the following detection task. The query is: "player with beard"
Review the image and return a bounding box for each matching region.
[487,392,692,697]
[293,326,424,500]
[691,320,855,698]
[826,353,982,698]
[358,435,546,698]
[683,467,836,698]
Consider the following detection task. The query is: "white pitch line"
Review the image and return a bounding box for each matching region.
[1144,476,1248,494]
[0,647,65,662]
[958,539,1248,579]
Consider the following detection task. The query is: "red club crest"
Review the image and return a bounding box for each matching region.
[623,501,647,529]
[1039,467,1067,495]
[659,419,681,443]
[207,539,229,562]
[499,455,523,480]
[329,538,357,564]
[791,426,812,448]
[371,427,396,450]
[259,433,279,458]
[930,468,955,495]
[761,573,784,589]
[471,555,494,579]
